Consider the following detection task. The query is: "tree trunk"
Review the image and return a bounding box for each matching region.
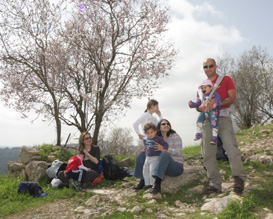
[92,113,103,145]
[55,117,62,146]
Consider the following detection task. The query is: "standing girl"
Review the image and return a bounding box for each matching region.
[133,99,162,146]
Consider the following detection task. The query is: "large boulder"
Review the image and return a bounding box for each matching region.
[119,157,134,167]
[8,161,27,179]
[20,146,41,164]
[201,194,241,214]
[161,166,206,194]
[25,161,49,181]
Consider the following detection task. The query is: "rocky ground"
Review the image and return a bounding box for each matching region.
[4,125,273,219]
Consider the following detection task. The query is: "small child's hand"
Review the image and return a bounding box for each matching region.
[138,134,145,140]
[64,172,67,177]
[87,168,91,171]
[188,101,192,106]
[213,104,217,109]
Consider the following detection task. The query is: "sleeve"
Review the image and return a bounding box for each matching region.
[94,146,100,162]
[78,164,88,171]
[163,140,169,150]
[225,76,236,91]
[133,113,146,135]
[75,157,85,170]
[157,137,169,150]
[168,133,183,157]
[189,98,201,108]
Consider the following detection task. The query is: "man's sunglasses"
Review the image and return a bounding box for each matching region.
[203,64,214,69]
[161,122,170,126]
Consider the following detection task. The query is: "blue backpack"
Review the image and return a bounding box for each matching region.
[18,181,47,197]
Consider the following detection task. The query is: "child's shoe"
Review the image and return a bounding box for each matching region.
[73,181,82,190]
[210,136,218,145]
[194,133,202,141]
[69,178,82,190]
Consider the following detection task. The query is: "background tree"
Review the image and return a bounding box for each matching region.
[218,46,273,128]
[104,127,135,156]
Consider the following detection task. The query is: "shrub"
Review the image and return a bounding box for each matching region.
[35,144,74,162]
[218,195,258,219]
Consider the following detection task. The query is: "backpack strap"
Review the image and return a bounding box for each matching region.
[208,74,224,99]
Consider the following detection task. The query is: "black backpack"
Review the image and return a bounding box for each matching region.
[102,155,129,180]
[216,137,228,161]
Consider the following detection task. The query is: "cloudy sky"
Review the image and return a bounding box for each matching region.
[1,0,273,147]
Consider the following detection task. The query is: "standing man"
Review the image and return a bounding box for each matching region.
[199,58,246,194]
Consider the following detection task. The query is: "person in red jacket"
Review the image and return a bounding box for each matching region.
[65,150,91,190]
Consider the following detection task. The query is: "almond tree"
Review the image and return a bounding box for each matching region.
[0,0,177,145]
[0,0,67,145]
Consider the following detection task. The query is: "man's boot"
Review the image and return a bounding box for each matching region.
[233,176,244,194]
[150,177,162,194]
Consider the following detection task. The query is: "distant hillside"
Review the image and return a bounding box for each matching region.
[0,147,21,174]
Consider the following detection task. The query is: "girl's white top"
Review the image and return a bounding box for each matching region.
[133,112,162,140]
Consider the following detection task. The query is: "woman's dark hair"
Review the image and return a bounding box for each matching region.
[144,99,158,112]
[156,119,176,137]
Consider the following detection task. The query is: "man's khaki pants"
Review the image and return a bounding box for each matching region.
[202,117,246,190]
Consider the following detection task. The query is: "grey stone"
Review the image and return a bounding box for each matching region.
[25,161,48,181]
[161,166,206,194]
[20,146,41,164]
[119,157,134,167]
[201,194,241,214]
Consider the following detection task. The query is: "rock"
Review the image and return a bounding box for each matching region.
[85,194,110,206]
[147,199,157,204]
[8,161,24,172]
[245,154,273,165]
[25,161,48,181]
[189,185,203,193]
[265,213,273,219]
[119,157,134,167]
[143,192,163,200]
[74,206,92,214]
[146,208,153,213]
[161,166,206,194]
[130,205,144,213]
[8,161,26,179]
[201,194,241,214]
[20,146,41,164]
[221,182,233,192]
[117,207,127,212]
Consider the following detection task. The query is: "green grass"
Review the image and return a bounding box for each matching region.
[235,123,273,144]
[0,175,94,217]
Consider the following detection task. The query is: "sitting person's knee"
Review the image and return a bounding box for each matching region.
[137,151,146,159]
[159,152,169,158]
